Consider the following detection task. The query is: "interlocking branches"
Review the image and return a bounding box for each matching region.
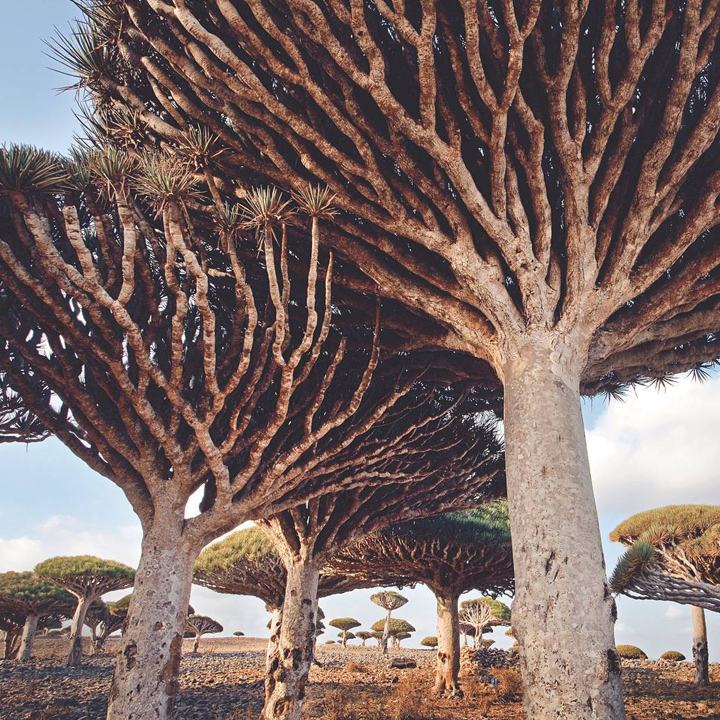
[0,365,49,443]
[58,0,720,388]
[0,144,442,548]
[327,504,514,598]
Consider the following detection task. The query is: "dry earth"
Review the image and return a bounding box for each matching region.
[0,637,718,719]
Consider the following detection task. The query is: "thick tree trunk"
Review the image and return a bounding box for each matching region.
[433,590,462,697]
[18,612,39,662]
[262,559,320,720]
[691,606,709,687]
[3,630,20,660]
[503,345,625,720]
[67,597,91,667]
[380,608,391,655]
[266,606,283,672]
[106,521,197,720]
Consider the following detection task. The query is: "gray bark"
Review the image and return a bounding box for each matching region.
[266,606,283,673]
[433,590,462,697]
[67,597,91,667]
[18,612,39,662]
[262,559,320,720]
[504,343,625,720]
[691,606,709,687]
[380,608,392,655]
[106,521,196,720]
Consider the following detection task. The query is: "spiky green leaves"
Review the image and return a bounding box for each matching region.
[0,145,68,194]
[610,505,720,546]
[460,597,511,623]
[239,187,293,229]
[35,556,135,598]
[134,152,199,210]
[177,126,225,168]
[609,542,658,593]
[370,618,415,634]
[291,185,337,220]
[194,526,277,574]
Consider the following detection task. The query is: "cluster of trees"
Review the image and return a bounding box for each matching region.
[2,0,720,719]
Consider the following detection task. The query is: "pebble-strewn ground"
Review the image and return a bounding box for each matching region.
[1,637,719,719]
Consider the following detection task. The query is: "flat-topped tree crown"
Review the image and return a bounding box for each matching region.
[370,591,408,613]
[421,636,438,648]
[371,618,415,635]
[328,618,360,633]
[34,556,135,599]
[0,571,75,616]
[185,614,223,653]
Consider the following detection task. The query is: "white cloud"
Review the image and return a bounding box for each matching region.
[664,605,685,620]
[588,375,720,516]
[0,514,142,572]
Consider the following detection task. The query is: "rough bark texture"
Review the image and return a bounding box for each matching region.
[107,521,196,720]
[18,612,39,663]
[380,608,392,656]
[67,597,91,667]
[691,606,709,687]
[433,591,461,698]
[263,561,320,720]
[266,606,283,673]
[504,341,624,720]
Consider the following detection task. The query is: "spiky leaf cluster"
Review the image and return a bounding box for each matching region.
[34,556,135,599]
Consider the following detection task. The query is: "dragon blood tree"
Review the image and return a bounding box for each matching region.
[34,556,135,666]
[371,618,415,648]
[0,144,498,717]
[73,1,720,714]
[184,614,223,653]
[255,391,502,719]
[328,504,513,696]
[610,505,720,686]
[328,618,360,648]
[0,571,75,662]
[459,597,512,647]
[371,592,408,656]
[0,366,49,443]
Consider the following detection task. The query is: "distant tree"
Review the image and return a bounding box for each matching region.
[393,631,412,648]
[459,598,511,649]
[233,631,245,638]
[0,571,74,662]
[327,504,513,695]
[329,618,360,648]
[370,592,408,656]
[661,651,686,662]
[355,631,372,647]
[611,505,720,686]
[0,608,24,659]
[615,645,647,661]
[184,615,223,654]
[84,598,109,655]
[371,617,415,650]
[87,594,133,655]
[421,637,438,649]
[35,556,134,666]
[369,631,384,647]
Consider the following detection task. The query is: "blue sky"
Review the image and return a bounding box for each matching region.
[1,0,719,660]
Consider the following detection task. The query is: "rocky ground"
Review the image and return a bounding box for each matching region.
[1,637,719,719]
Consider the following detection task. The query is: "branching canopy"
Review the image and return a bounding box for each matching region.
[58,0,720,394]
[185,614,223,637]
[370,590,408,612]
[34,556,135,600]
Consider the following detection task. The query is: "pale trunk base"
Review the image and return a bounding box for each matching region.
[433,591,462,697]
[692,606,709,687]
[18,612,39,662]
[266,606,283,673]
[381,608,391,655]
[67,597,91,667]
[262,560,320,720]
[504,346,625,720]
[106,522,196,720]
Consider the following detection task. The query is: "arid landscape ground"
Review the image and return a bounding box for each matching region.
[0,637,718,720]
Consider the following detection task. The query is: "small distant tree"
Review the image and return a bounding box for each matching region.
[184,615,223,654]
[615,645,647,661]
[0,571,74,661]
[459,598,511,648]
[0,608,24,659]
[371,617,415,649]
[611,505,720,687]
[87,594,133,655]
[328,505,513,695]
[355,631,371,647]
[329,618,361,648]
[421,637,438,649]
[369,631,384,647]
[84,598,109,655]
[234,631,245,638]
[35,556,134,666]
[393,632,412,648]
[370,592,408,656]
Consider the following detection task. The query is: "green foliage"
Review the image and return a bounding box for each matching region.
[0,144,68,193]
[355,631,371,640]
[35,556,135,597]
[420,636,438,648]
[107,594,132,615]
[370,591,407,611]
[610,505,720,545]
[0,572,75,612]
[505,627,515,638]
[616,645,647,660]
[328,617,361,633]
[460,596,511,622]
[233,630,244,637]
[660,650,685,661]
[194,527,277,574]
[371,618,415,634]
[338,631,356,640]
[609,542,658,593]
